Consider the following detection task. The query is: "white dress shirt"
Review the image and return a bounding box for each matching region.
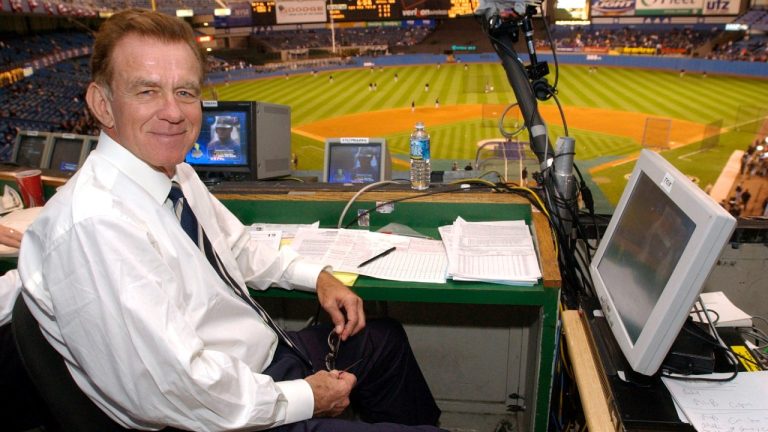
[0,269,21,326]
[18,133,327,431]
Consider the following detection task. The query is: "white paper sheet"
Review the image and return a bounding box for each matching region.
[662,371,768,432]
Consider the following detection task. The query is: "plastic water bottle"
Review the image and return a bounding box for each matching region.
[409,122,431,190]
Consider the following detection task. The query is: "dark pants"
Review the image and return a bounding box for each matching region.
[263,318,445,432]
[0,322,52,431]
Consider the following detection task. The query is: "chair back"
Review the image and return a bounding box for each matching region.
[12,295,129,431]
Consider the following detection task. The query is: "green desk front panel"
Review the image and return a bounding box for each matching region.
[225,198,559,432]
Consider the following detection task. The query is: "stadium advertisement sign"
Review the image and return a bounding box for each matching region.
[703,0,739,15]
[591,0,635,16]
[214,2,254,28]
[635,0,703,15]
[275,0,326,24]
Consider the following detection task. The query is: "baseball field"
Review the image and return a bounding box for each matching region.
[207,62,768,208]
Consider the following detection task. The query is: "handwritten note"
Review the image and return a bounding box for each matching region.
[662,371,768,432]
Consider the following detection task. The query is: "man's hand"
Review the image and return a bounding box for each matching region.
[0,224,22,248]
[305,370,356,417]
[315,271,365,341]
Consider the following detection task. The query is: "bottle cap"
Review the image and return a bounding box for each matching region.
[415,121,424,129]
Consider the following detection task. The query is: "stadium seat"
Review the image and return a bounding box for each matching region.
[12,295,130,431]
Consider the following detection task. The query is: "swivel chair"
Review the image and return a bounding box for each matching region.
[12,295,129,431]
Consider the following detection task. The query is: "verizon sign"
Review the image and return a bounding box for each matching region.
[275,0,326,24]
[635,0,703,15]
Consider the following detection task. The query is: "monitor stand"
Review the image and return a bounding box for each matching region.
[581,301,695,430]
[661,318,716,375]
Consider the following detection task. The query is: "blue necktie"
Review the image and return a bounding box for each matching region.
[168,183,199,246]
[167,182,311,366]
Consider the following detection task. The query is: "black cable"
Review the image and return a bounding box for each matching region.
[538,3,560,90]
[550,93,569,137]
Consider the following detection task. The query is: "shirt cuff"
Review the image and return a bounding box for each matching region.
[283,258,327,293]
[275,379,314,424]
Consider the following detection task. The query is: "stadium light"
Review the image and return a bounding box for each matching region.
[176,9,194,17]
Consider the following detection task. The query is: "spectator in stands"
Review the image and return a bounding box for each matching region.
[741,188,752,212]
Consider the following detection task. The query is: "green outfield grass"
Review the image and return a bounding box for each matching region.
[209,63,768,207]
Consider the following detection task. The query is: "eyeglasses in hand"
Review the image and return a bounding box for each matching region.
[324,330,341,371]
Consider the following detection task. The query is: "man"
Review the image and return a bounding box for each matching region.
[19,9,441,431]
[207,115,242,161]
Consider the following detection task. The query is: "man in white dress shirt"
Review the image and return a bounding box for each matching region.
[18,9,441,432]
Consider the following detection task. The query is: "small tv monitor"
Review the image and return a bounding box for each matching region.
[323,138,391,184]
[11,131,51,168]
[589,150,736,376]
[84,136,99,157]
[46,133,88,173]
[184,100,291,181]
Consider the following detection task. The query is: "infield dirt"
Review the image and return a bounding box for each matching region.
[293,104,706,149]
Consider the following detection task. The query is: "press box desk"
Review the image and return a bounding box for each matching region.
[0,170,561,432]
[214,183,561,432]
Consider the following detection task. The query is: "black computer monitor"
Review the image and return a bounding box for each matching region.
[12,131,51,168]
[322,138,391,184]
[47,133,87,173]
[184,100,291,181]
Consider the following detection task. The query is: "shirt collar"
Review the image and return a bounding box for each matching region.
[97,132,175,205]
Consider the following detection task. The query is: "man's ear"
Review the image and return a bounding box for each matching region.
[85,82,114,130]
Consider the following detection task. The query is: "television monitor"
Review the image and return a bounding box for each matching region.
[184,100,292,181]
[11,131,51,168]
[322,138,391,184]
[46,133,88,173]
[589,149,736,376]
[84,136,99,157]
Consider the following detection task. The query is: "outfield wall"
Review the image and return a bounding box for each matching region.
[348,53,768,77]
[208,52,767,83]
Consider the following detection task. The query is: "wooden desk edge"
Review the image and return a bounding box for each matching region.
[213,190,531,204]
[561,310,617,432]
[531,212,560,289]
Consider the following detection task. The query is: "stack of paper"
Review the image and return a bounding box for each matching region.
[439,217,542,285]
[289,227,449,284]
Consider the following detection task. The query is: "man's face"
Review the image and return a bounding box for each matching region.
[102,34,202,176]
[215,126,232,141]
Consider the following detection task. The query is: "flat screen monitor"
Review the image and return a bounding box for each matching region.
[185,100,291,181]
[323,138,391,184]
[12,131,50,168]
[47,133,86,173]
[589,150,736,376]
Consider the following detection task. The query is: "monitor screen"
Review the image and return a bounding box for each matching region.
[589,150,736,376]
[185,109,249,168]
[86,137,98,156]
[49,136,85,172]
[323,138,390,184]
[14,133,49,168]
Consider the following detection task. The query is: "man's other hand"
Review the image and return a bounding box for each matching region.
[305,370,356,417]
[315,271,365,341]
